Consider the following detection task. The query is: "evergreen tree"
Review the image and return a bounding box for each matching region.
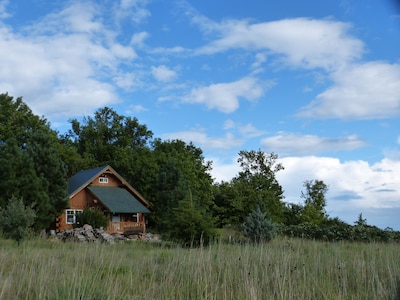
[242,206,277,243]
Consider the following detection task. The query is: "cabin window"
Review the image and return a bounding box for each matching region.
[66,209,83,224]
[132,213,138,223]
[99,177,108,183]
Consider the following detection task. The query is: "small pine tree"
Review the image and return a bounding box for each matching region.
[75,208,109,229]
[0,196,36,245]
[242,206,276,243]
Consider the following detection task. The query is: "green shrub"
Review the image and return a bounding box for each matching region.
[242,206,277,243]
[0,196,36,245]
[75,208,109,229]
[169,198,216,247]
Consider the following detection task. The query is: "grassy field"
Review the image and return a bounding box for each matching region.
[0,237,399,299]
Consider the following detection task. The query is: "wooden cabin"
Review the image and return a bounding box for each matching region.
[56,165,153,234]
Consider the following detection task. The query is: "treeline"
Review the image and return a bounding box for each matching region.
[0,93,399,244]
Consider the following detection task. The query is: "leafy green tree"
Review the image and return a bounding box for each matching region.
[300,180,329,225]
[227,150,285,224]
[149,139,216,240]
[0,94,68,231]
[171,194,216,247]
[354,213,367,226]
[151,158,189,230]
[212,181,242,227]
[242,206,277,243]
[64,107,153,167]
[282,203,304,225]
[0,196,36,245]
[75,208,109,229]
[0,93,48,146]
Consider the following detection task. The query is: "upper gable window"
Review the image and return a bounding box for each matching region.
[99,177,108,183]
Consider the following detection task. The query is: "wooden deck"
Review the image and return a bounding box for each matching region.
[108,222,146,234]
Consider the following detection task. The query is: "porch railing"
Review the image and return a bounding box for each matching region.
[108,222,146,234]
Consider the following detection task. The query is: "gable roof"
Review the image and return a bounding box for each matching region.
[67,166,106,196]
[67,165,153,211]
[88,186,151,213]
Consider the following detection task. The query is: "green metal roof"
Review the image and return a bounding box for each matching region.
[68,166,108,196]
[88,186,151,214]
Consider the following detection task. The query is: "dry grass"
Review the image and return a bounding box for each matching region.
[0,237,399,299]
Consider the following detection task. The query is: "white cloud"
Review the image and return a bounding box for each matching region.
[163,129,243,150]
[0,2,138,120]
[0,0,10,19]
[126,104,147,114]
[130,31,149,47]
[209,154,400,228]
[298,62,400,119]
[261,133,368,156]
[151,65,177,82]
[251,52,267,70]
[208,156,240,182]
[114,0,151,25]
[183,77,266,113]
[277,156,400,215]
[195,18,364,70]
[223,120,266,138]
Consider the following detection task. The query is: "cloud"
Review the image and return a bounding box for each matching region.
[0,2,138,120]
[195,18,364,70]
[0,0,10,19]
[276,156,400,224]
[214,153,400,227]
[261,133,367,156]
[114,0,151,25]
[208,154,400,221]
[151,65,177,82]
[183,77,267,113]
[162,129,243,150]
[223,120,267,138]
[298,62,400,119]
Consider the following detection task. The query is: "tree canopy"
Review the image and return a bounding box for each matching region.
[0,93,68,231]
[2,92,395,243]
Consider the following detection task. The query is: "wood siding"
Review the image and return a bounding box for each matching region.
[57,171,147,234]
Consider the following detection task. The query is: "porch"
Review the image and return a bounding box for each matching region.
[108,221,146,234]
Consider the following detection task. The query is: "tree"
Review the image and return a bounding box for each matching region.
[354,213,367,227]
[64,107,153,168]
[0,94,68,231]
[75,208,109,229]
[300,180,329,225]
[227,150,285,224]
[212,181,242,227]
[242,206,277,243]
[282,203,304,226]
[171,194,216,247]
[0,196,36,245]
[149,139,216,240]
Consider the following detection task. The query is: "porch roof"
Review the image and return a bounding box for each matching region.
[88,186,151,214]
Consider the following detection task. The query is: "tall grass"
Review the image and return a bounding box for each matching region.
[0,237,399,299]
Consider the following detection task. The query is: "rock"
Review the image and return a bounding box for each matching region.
[57,224,161,243]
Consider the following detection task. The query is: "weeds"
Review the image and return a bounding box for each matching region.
[0,237,398,299]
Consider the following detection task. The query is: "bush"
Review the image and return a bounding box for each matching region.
[75,208,109,229]
[169,198,216,247]
[242,206,277,243]
[0,196,36,245]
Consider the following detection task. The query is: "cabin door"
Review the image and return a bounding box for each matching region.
[112,213,120,222]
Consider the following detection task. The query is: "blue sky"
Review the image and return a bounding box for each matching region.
[1,0,400,229]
